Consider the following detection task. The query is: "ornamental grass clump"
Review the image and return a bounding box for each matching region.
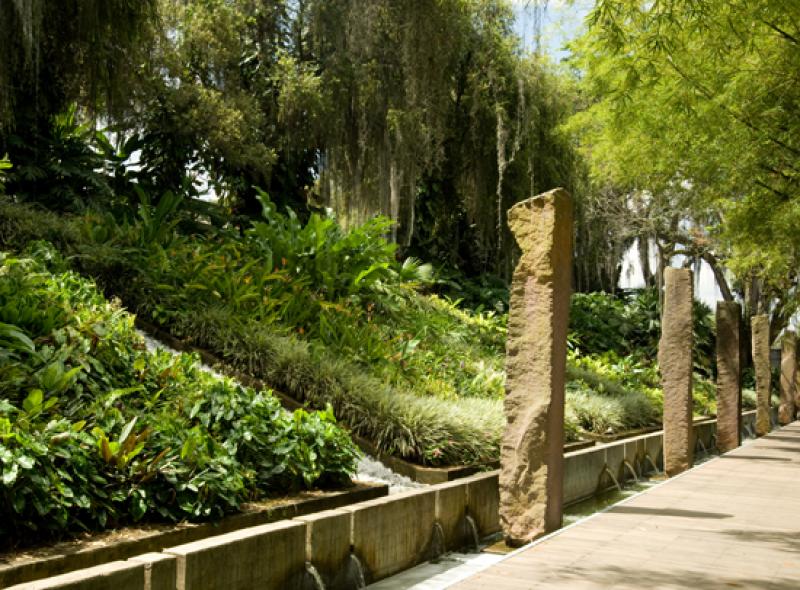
[168,310,504,465]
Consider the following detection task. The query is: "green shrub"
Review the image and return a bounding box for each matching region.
[566,383,660,434]
[3,107,117,210]
[429,267,510,313]
[570,289,716,378]
[742,388,756,410]
[0,252,359,545]
[692,374,717,416]
[0,200,81,252]
[247,190,400,301]
[569,292,632,354]
[567,389,626,433]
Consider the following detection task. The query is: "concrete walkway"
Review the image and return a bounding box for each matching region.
[452,423,800,589]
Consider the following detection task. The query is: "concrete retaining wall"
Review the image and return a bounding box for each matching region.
[14,410,776,590]
[5,561,146,590]
[346,489,437,584]
[165,520,306,590]
[565,409,770,505]
[0,483,386,588]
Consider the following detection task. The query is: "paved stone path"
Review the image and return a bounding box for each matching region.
[452,423,800,589]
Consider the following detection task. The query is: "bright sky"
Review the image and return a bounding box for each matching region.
[511,0,594,59]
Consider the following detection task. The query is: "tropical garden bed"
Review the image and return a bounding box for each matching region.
[0,249,359,549]
[0,198,751,473]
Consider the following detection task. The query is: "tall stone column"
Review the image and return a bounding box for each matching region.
[794,359,800,411]
[779,331,797,425]
[500,188,572,547]
[752,314,771,436]
[659,267,694,477]
[715,301,741,453]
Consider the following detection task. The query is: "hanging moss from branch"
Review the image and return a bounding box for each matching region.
[0,0,158,130]
[305,0,572,272]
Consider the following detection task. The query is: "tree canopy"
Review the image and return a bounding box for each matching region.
[0,0,158,129]
[569,0,800,324]
[5,0,798,305]
[0,0,585,280]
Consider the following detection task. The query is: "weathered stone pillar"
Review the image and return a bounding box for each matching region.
[794,358,800,412]
[715,301,741,453]
[752,314,772,436]
[659,267,694,477]
[779,331,796,425]
[500,188,572,547]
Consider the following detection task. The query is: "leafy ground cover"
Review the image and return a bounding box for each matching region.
[0,249,359,547]
[0,198,750,468]
[1,199,505,465]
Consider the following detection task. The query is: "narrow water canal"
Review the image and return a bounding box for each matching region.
[366,472,664,590]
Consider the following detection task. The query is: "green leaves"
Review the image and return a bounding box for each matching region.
[0,250,359,547]
[22,390,43,414]
[0,155,11,193]
[574,0,800,291]
[0,321,35,355]
[2,463,18,486]
[247,190,398,301]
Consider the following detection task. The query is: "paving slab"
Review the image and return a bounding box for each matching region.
[452,423,800,590]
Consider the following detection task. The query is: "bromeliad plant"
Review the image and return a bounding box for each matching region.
[247,189,399,300]
[0,251,359,547]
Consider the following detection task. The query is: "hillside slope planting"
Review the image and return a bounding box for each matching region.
[0,249,359,547]
[0,198,743,467]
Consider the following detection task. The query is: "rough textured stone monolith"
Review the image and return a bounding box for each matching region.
[794,359,800,412]
[659,267,694,477]
[779,331,796,425]
[716,301,742,453]
[500,188,572,547]
[752,314,772,436]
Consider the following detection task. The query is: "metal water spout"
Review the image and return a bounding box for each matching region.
[622,460,639,483]
[602,465,622,491]
[644,453,661,475]
[431,521,446,557]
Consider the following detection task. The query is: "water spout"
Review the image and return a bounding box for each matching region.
[602,465,622,491]
[622,460,639,483]
[696,437,707,455]
[644,454,661,475]
[305,562,325,590]
[464,515,481,552]
[349,554,366,589]
[431,521,445,558]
